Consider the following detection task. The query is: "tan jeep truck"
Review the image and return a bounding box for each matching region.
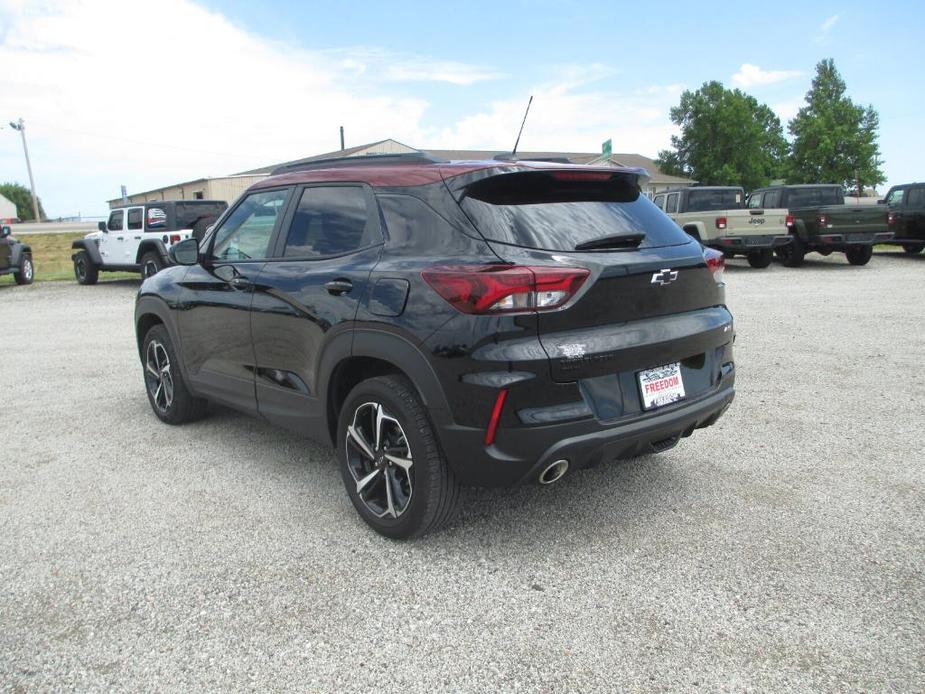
[653,186,791,268]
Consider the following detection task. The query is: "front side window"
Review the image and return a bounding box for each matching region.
[665,194,679,214]
[653,195,665,210]
[108,210,124,231]
[886,188,906,206]
[211,189,288,261]
[747,193,764,209]
[283,186,376,258]
[127,208,143,230]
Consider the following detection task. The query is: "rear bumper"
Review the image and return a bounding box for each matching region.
[436,375,735,488]
[814,231,893,247]
[711,235,791,251]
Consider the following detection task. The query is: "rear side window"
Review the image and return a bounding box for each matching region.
[283,186,378,258]
[108,210,124,231]
[906,187,924,207]
[762,190,782,208]
[175,202,227,230]
[787,187,843,207]
[127,208,143,230]
[460,172,690,251]
[686,189,744,211]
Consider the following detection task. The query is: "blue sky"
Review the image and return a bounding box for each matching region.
[0,0,921,217]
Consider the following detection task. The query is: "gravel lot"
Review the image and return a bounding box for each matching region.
[1,252,923,692]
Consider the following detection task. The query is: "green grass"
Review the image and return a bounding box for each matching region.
[0,232,139,284]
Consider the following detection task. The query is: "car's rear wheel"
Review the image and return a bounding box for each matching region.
[141,251,164,279]
[14,253,33,285]
[338,375,459,540]
[73,250,99,285]
[142,324,208,424]
[776,235,805,267]
[846,245,873,266]
[746,249,773,268]
[902,243,924,255]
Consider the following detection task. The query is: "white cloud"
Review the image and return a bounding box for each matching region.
[382,61,504,86]
[732,63,803,88]
[821,14,840,34]
[426,81,683,159]
[772,100,803,123]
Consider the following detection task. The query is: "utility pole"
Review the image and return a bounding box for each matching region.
[9,118,40,222]
[340,126,345,151]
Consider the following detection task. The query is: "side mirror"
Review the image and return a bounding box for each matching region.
[169,238,199,266]
[877,199,886,205]
[98,221,108,233]
[0,225,10,238]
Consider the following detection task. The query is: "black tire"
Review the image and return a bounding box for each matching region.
[776,235,805,267]
[73,250,99,285]
[902,243,924,255]
[142,324,208,425]
[337,375,460,540]
[14,253,34,285]
[845,245,873,266]
[140,251,164,279]
[746,249,773,268]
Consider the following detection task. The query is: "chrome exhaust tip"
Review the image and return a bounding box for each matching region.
[538,459,569,485]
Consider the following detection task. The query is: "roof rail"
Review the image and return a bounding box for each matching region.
[271,152,449,175]
[492,153,574,164]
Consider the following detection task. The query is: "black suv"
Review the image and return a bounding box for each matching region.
[134,153,735,538]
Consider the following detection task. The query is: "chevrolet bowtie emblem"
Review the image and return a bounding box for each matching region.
[650,268,679,286]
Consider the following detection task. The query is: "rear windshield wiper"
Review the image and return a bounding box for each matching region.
[574,232,645,251]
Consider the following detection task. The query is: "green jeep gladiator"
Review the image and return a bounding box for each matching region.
[750,184,892,267]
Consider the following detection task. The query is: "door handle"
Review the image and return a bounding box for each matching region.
[324,279,353,295]
[229,276,252,290]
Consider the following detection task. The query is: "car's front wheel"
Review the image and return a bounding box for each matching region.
[337,375,459,540]
[14,253,33,285]
[746,249,773,268]
[846,245,873,266]
[142,324,208,424]
[73,250,99,285]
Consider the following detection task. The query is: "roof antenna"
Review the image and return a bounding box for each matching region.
[511,95,533,156]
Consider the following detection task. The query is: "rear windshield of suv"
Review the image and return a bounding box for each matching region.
[460,171,691,251]
[686,189,744,211]
[786,187,843,207]
[174,202,227,229]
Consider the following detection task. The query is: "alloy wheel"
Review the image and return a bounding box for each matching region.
[23,259,33,281]
[345,401,414,519]
[145,340,174,412]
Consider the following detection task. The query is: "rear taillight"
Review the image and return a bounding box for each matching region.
[887,211,896,225]
[715,216,727,230]
[703,248,725,285]
[785,214,795,228]
[170,234,181,244]
[817,214,829,228]
[422,265,590,314]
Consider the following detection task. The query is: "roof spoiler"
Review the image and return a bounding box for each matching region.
[492,153,574,164]
[271,152,449,176]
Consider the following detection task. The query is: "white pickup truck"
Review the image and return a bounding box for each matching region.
[71,200,227,284]
[653,186,791,268]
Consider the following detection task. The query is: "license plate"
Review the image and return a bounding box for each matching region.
[638,362,686,410]
[746,236,767,246]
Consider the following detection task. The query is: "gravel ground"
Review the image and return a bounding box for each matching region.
[1,251,923,692]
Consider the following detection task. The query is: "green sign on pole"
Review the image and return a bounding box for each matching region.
[602,138,612,158]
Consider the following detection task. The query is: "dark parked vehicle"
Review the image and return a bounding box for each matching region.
[134,153,736,538]
[882,183,925,254]
[0,225,34,285]
[72,200,227,284]
[749,184,892,266]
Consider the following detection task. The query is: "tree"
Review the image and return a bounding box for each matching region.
[656,81,788,190]
[0,182,45,221]
[787,59,884,194]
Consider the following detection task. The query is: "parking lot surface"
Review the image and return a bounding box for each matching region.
[1,252,923,692]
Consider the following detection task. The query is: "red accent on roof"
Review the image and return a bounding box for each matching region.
[249,160,647,190]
